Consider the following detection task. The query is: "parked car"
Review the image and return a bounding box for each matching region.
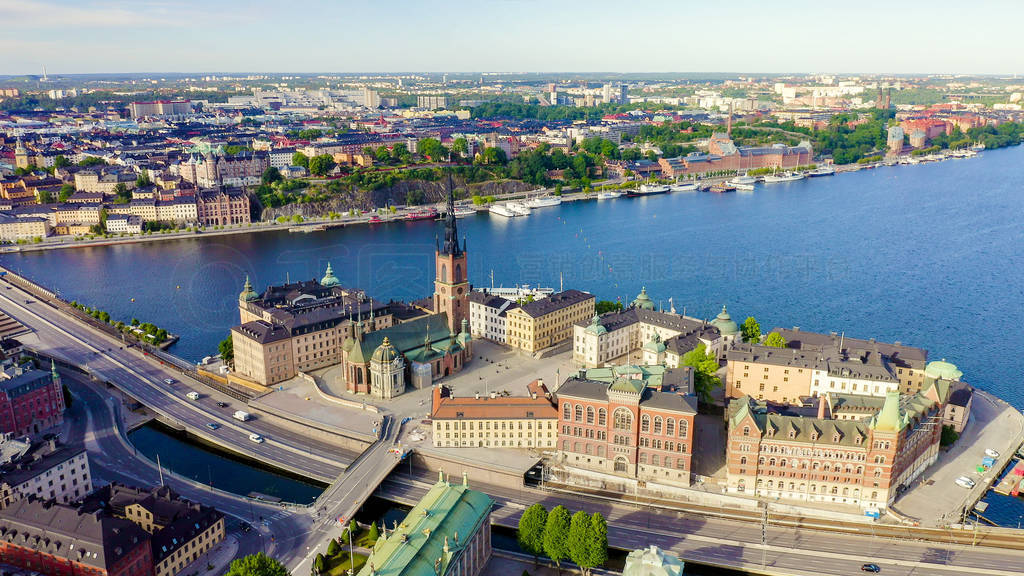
[955,476,976,489]
[985,448,1000,459]
[206,423,220,430]
[861,564,881,573]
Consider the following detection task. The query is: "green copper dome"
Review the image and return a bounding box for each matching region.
[239,275,258,302]
[584,314,607,335]
[711,305,739,336]
[321,262,340,287]
[371,336,399,364]
[632,287,655,310]
[925,359,963,381]
[643,333,666,354]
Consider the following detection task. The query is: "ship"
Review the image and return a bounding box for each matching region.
[806,166,836,177]
[762,171,805,183]
[525,196,562,209]
[627,183,670,197]
[488,203,517,217]
[451,206,476,218]
[669,182,698,192]
[406,207,439,221]
[507,201,531,216]
[597,191,623,200]
[708,183,737,193]
[728,175,757,191]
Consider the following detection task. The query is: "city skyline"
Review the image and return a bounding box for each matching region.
[3,0,1024,76]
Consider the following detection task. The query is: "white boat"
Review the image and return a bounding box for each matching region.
[507,201,531,216]
[728,175,756,190]
[638,183,670,194]
[452,206,476,218]
[669,182,698,192]
[488,204,517,217]
[597,191,623,200]
[806,166,835,177]
[762,171,805,183]
[525,196,562,209]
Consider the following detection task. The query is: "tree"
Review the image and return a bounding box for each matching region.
[292,152,309,168]
[741,316,761,343]
[224,553,289,576]
[567,511,590,574]
[681,343,721,404]
[543,505,571,574]
[218,334,233,365]
[594,300,623,315]
[349,519,359,535]
[136,174,151,188]
[327,539,341,557]
[481,146,507,165]
[391,143,411,164]
[78,156,106,167]
[298,128,323,140]
[53,155,71,168]
[113,183,131,204]
[58,184,74,202]
[418,138,445,161]
[308,154,336,177]
[763,332,787,348]
[261,167,282,185]
[451,137,468,160]
[37,190,54,204]
[405,190,424,205]
[367,521,380,542]
[518,503,547,566]
[314,554,325,574]
[586,513,608,574]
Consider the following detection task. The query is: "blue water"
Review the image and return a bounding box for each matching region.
[5,147,1023,415]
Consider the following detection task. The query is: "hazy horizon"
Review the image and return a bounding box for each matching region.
[3,0,1023,76]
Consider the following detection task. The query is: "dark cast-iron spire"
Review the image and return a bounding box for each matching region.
[441,172,462,256]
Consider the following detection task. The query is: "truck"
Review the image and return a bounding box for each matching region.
[233,410,251,422]
[186,391,200,401]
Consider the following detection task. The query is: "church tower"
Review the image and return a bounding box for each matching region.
[433,175,469,333]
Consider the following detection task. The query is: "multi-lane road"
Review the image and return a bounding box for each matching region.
[378,473,1024,576]
[0,277,355,482]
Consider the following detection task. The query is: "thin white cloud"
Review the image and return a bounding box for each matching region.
[0,0,159,27]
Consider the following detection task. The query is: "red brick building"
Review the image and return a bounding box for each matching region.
[196,188,250,227]
[556,375,697,488]
[0,497,153,576]
[0,361,65,436]
[725,382,946,512]
[658,133,813,178]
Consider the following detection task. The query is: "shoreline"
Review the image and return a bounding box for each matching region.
[2,147,1001,254]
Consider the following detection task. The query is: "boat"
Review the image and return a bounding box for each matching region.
[970,142,986,151]
[762,171,805,183]
[806,166,835,177]
[708,183,736,193]
[728,175,757,191]
[627,183,670,197]
[524,196,562,209]
[597,191,623,200]
[406,207,439,221]
[452,206,476,218]
[507,201,531,216]
[669,182,698,192]
[368,215,382,224]
[488,203,517,217]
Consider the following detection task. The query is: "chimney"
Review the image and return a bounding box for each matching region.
[489,391,496,399]
[474,392,480,400]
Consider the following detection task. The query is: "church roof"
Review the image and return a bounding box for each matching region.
[345,313,455,364]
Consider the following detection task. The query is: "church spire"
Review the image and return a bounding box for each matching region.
[441,172,462,256]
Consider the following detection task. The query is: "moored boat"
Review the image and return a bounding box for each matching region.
[806,166,836,177]
[728,175,757,191]
[406,207,439,221]
[507,201,532,216]
[525,196,562,209]
[669,182,698,192]
[708,183,736,193]
[452,206,476,218]
[488,203,517,217]
[762,171,805,183]
[597,191,623,200]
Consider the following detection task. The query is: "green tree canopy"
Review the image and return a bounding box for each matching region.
[418,138,446,161]
[451,137,468,160]
[763,332,787,348]
[741,316,761,343]
[78,156,106,167]
[518,503,547,565]
[53,155,70,168]
[58,184,74,203]
[586,513,608,574]
[224,553,289,576]
[594,300,623,315]
[326,539,341,557]
[218,334,234,364]
[292,152,309,168]
[567,511,590,574]
[308,154,336,177]
[136,174,151,188]
[543,505,571,574]
[113,182,131,204]
[262,167,282,185]
[37,190,54,204]
[681,342,721,404]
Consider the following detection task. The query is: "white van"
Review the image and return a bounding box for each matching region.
[186,391,200,401]
[249,433,264,444]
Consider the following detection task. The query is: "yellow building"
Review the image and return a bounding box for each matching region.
[505,289,594,354]
[0,215,51,241]
[430,380,559,448]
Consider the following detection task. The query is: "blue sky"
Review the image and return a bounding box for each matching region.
[2,0,1022,75]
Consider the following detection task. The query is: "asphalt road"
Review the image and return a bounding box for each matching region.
[377,473,1024,576]
[62,371,311,569]
[0,278,352,482]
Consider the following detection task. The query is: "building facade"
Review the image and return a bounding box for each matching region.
[0,361,65,436]
[468,291,517,344]
[430,380,559,449]
[506,289,594,354]
[556,373,697,488]
[196,188,250,226]
[0,437,92,509]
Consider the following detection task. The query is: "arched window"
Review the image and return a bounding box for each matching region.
[641,415,651,433]
[574,405,583,421]
[597,408,607,426]
[639,454,648,465]
[680,420,689,438]
[740,456,748,465]
[455,264,462,282]
[573,442,581,453]
[614,457,628,473]
[562,403,571,420]
[742,426,750,437]
[441,264,447,282]
[613,408,633,430]
[737,479,746,492]
[653,416,663,435]
[586,406,594,424]
[666,418,675,436]
[664,457,672,469]
[651,454,660,467]
[597,445,605,457]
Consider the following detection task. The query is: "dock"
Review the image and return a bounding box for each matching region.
[994,459,1024,495]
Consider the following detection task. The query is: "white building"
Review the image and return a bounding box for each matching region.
[810,356,901,399]
[105,214,143,234]
[0,437,92,509]
[468,292,518,345]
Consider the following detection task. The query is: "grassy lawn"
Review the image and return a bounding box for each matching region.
[324,552,368,576]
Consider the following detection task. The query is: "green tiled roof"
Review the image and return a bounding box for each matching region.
[358,474,493,576]
[610,377,646,395]
[584,364,668,390]
[345,313,455,363]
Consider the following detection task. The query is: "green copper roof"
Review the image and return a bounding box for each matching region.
[584,364,668,390]
[632,287,655,310]
[925,359,962,381]
[624,545,684,576]
[320,262,340,287]
[610,376,646,395]
[643,333,666,354]
[239,276,258,302]
[345,313,455,364]
[357,475,493,576]
[584,314,608,335]
[870,391,903,433]
[710,305,739,336]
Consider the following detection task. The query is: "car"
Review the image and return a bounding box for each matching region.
[186,391,200,401]
[249,433,264,443]
[206,423,220,430]
[164,378,175,385]
[985,448,1000,459]
[955,476,976,489]
[861,564,881,573]
[216,401,228,408]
